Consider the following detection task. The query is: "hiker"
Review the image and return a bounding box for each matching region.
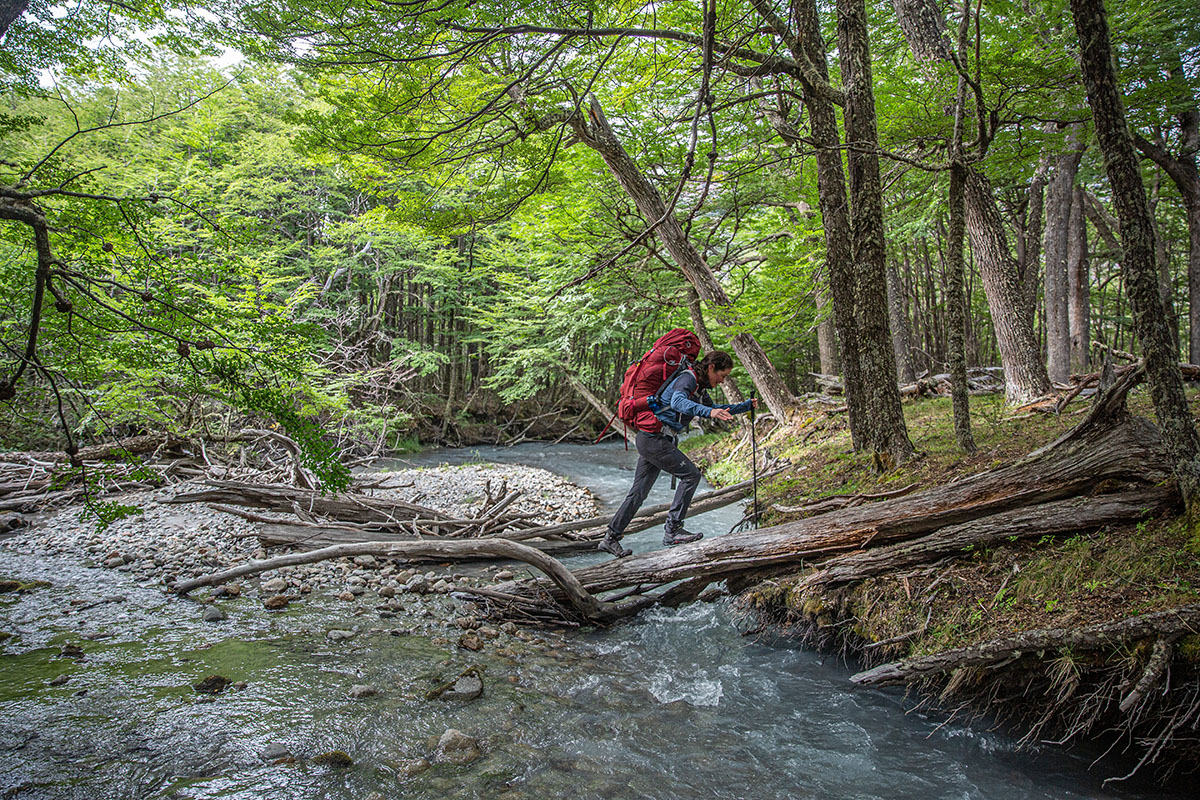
[599,350,757,558]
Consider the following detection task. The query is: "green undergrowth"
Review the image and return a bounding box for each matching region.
[692,387,1200,660]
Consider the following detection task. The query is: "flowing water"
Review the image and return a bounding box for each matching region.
[0,441,1184,799]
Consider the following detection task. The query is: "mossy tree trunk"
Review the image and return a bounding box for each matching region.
[1070,0,1200,519]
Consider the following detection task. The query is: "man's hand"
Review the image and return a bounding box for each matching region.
[711,408,734,423]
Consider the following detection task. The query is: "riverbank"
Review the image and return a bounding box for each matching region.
[2,461,598,621]
[688,389,1200,784]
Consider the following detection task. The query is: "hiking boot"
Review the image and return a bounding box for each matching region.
[598,532,632,558]
[662,527,703,546]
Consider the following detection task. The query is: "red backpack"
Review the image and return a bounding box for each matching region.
[612,328,702,436]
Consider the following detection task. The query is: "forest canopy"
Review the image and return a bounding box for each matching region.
[1,0,1198,473]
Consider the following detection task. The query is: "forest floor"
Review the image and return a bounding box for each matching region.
[683,386,1200,782]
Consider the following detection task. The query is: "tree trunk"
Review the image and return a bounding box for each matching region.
[886,262,917,383]
[836,0,916,466]
[0,0,28,40]
[567,95,795,421]
[1068,185,1091,373]
[815,284,841,377]
[964,168,1053,403]
[1071,0,1200,515]
[1043,126,1086,383]
[686,287,745,405]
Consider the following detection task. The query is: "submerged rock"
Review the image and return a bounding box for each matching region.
[436,728,481,765]
[258,743,292,762]
[394,757,430,778]
[440,673,483,702]
[202,605,227,622]
[193,674,231,694]
[312,750,353,767]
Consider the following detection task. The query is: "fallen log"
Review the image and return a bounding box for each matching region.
[792,488,1177,593]
[849,604,1200,686]
[166,480,459,527]
[171,538,616,622]
[493,464,790,542]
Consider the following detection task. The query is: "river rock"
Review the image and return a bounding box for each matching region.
[405,576,430,594]
[337,591,356,602]
[394,757,430,778]
[458,634,482,652]
[259,743,293,762]
[261,577,287,593]
[263,595,290,610]
[57,643,84,660]
[432,579,452,593]
[378,586,395,598]
[494,570,515,581]
[202,605,228,622]
[47,674,70,686]
[440,673,483,702]
[353,555,377,567]
[436,729,481,765]
[327,629,356,641]
[312,750,353,767]
[104,556,125,569]
[348,684,378,699]
[455,616,480,630]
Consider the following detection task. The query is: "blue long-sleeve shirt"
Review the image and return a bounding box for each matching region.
[652,369,754,432]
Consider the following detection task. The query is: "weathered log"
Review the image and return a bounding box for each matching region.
[171,538,616,622]
[850,604,1200,686]
[771,482,919,516]
[793,488,1177,592]
[165,480,458,526]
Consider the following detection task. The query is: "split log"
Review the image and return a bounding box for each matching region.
[793,488,1177,592]
[850,604,1200,686]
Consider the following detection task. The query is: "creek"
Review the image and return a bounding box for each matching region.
[0,441,1184,799]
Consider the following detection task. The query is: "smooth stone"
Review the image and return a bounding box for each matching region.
[436,729,481,765]
[348,684,378,699]
[263,595,290,610]
[261,577,287,593]
[259,743,292,762]
[440,674,483,702]
[202,605,228,622]
[327,629,356,641]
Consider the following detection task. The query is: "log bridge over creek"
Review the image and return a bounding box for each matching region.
[177,370,1193,651]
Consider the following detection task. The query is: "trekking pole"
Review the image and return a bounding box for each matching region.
[749,390,759,529]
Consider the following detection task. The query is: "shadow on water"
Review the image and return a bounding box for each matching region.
[0,440,1188,799]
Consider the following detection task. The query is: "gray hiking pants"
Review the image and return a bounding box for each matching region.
[608,431,702,538]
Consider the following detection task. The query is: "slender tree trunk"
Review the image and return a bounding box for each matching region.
[945,0,976,453]
[886,262,917,383]
[1148,174,1181,356]
[815,284,841,377]
[1071,0,1200,515]
[686,287,745,405]
[1043,126,1086,384]
[567,96,795,421]
[964,168,1053,403]
[837,0,915,466]
[1020,143,1057,319]
[1068,185,1091,373]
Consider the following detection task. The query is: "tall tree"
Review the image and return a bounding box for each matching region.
[1042,125,1086,384]
[1070,0,1200,517]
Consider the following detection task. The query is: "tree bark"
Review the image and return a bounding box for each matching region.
[964,168,1054,403]
[0,0,28,40]
[815,284,841,378]
[1043,126,1086,384]
[1071,0,1200,516]
[1068,185,1091,373]
[567,95,795,421]
[836,0,916,466]
[886,262,917,383]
